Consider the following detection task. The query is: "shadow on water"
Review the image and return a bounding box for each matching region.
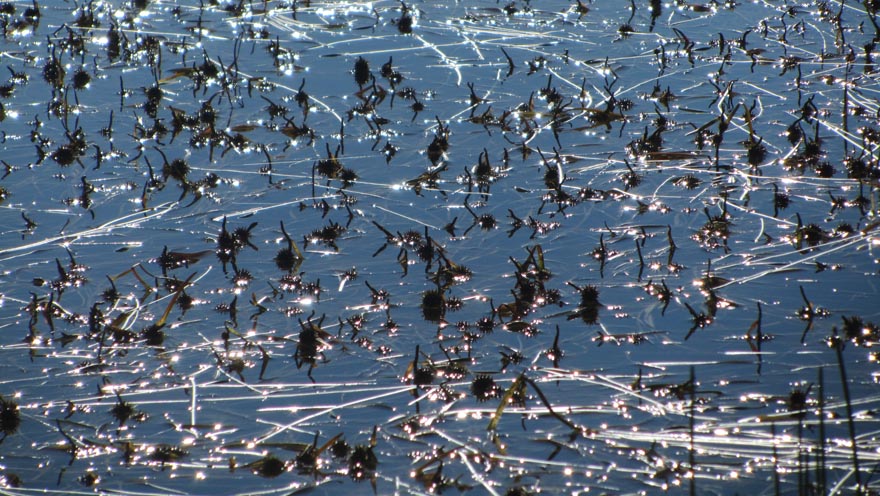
[0,0,879,494]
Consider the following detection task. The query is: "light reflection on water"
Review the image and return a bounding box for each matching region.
[0,0,878,494]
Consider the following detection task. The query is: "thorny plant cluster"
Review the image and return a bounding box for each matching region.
[0,0,879,495]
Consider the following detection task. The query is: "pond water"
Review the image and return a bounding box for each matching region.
[1,0,879,494]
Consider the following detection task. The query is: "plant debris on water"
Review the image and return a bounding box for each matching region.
[1,1,879,494]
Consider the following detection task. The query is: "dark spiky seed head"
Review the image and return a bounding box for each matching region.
[233,226,256,248]
[51,145,77,166]
[1,396,21,436]
[579,285,600,306]
[402,230,422,246]
[774,196,790,213]
[747,141,766,166]
[381,58,394,78]
[788,388,808,418]
[471,374,499,402]
[445,296,464,311]
[163,277,186,293]
[72,69,91,90]
[833,223,854,237]
[621,171,641,189]
[575,285,601,325]
[476,316,495,334]
[478,214,496,230]
[101,285,120,303]
[295,446,317,468]
[111,400,135,425]
[143,99,159,117]
[782,157,807,170]
[164,159,189,182]
[798,224,825,246]
[421,289,444,309]
[676,174,700,189]
[113,328,137,343]
[233,268,253,286]
[348,444,378,472]
[396,13,413,34]
[544,166,561,189]
[843,155,870,179]
[416,242,434,263]
[413,366,434,386]
[275,248,297,272]
[177,292,193,311]
[786,123,803,145]
[814,161,835,178]
[199,105,216,125]
[80,472,99,486]
[444,264,472,285]
[427,140,444,165]
[199,60,219,79]
[803,139,822,159]
[617,98,634,111]
[145,85,162,102]
[299,325,318,347]
[217,232,236,253]
[398,87,417,100]
[142,325,164,346]
[23,3,39,18]
[353,57,371,87]
[330,438,350,458]
[339,167,358,185]
[841,315,866,340]
[316,158,341,178]
[42,60,64,88]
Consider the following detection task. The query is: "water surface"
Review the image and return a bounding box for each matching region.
[1,0,879,494]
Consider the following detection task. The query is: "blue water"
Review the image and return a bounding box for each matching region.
[1,1,878,494]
